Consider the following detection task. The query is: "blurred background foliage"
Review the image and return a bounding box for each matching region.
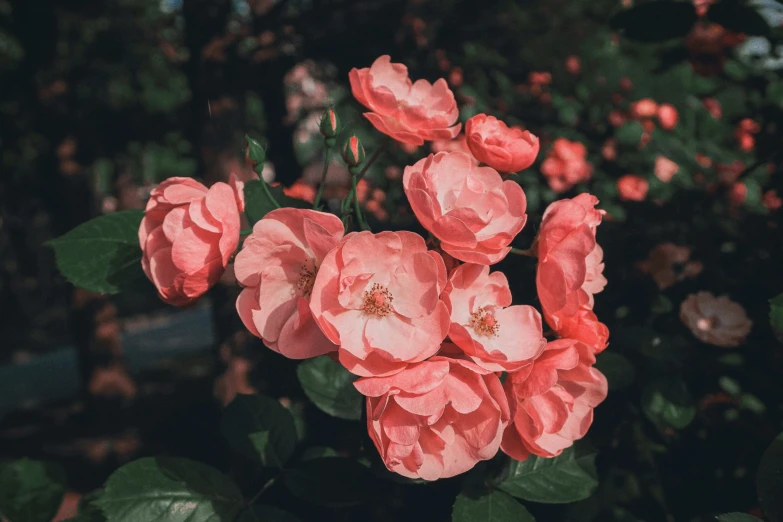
[2,0,783,521]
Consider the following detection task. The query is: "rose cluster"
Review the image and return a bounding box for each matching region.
[137,55,609,480]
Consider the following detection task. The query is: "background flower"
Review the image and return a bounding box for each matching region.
[680,292,752,347]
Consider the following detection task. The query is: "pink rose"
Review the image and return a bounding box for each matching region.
[309,231,450,377]
[703,97,722,119]
[442,263,546,372]
[465,114,540,173]
[680,292,752,347]
[540,139,593,192]
[355,354,510,480]
[501,339,607,460]
[565,55,581,75]
[617,174,649,201]
[536,194,605,330]
[234,208,344,359]
[764,190,782,211]
[654,156,679,182]
[657,103,679,130]
[431,134,477,163]
[138,177,243,307]
[556,308,609,354]
[631,98,658,119]
[349,55,460,145]
[729,181,747,205]
[403,151,528,265]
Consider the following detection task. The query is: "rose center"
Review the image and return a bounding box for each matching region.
[696,316,720,331]
[296,262,318,297]
[469,307,499,336]
[363,283,393,317]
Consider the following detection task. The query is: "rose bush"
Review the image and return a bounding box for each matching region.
[35,0,783,517]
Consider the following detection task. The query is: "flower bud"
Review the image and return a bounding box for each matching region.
[342,135,365,167]
[245,135,266,171]
[319,108,341,139]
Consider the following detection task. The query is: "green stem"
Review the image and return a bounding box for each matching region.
[339,137,389,230]
[313,147,332,209]
[510,246,536,257]
[246,476,277,508]
[352,174,369,231]
[260,178,281,209]
[240,229,253,237]
[356,136,390,179]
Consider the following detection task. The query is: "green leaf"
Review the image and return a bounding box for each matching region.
[94,457,243,522]
[243,181,311,226]
[757,433,783,522]
[62,490,107,522]
[642,377,696,430]
[615,121,644,147]
[297,355,363,420]
[47,210,145,294]
[767,82,783,109]
[715,513,764,522]
[611,2,697,42]
[0,459,67,522]
[452,491,535,522]
[595,352,635,391]
[283,457,378,507]
[243,180,282,226]
[498,447,599,504]
[73,490,106,521]
[220,394,297,468]
[300,446,339,461]
[723,60,747,81]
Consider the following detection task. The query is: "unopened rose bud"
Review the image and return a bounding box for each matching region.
[319,108,341,142]
[244,135,266,171]
[342,135,365,167]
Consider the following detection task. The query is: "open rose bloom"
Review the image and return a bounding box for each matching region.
[502,339,607,460]
[355,355,510,480]
[131,54,612,482]
[235,208,343,358]
[403,151,527,264]
[138,177,243,306]
[442,263,546,372]
[309,231,450,377]
[349,55,460,145]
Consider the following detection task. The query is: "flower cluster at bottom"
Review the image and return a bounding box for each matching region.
[137,157,610,481]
